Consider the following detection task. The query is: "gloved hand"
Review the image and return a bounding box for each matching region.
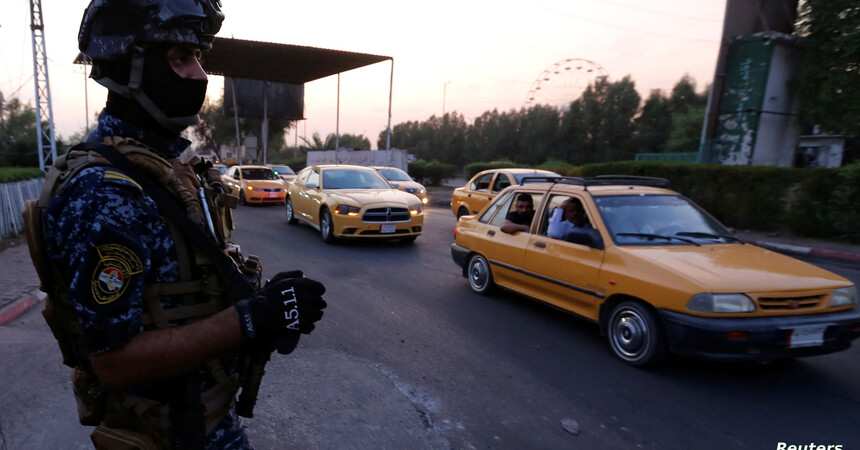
[235,270,327,343]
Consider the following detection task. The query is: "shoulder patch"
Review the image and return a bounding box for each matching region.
[91,244,144,305]
[103,169,142,191]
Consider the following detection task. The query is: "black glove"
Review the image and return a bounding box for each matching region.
[235,270,327,342]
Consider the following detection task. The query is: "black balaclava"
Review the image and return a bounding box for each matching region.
[103,45,208,136]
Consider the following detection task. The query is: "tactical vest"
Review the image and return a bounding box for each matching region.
[23,137,251,448]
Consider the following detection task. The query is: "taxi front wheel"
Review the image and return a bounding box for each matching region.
[468,254,494,295]
[285,197,298,224]
[320,208,336,244]
[607,301,667,366]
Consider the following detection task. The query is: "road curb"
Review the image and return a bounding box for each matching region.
[0,291,45,326]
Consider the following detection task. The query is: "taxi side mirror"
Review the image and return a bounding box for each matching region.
[565,229,604,250]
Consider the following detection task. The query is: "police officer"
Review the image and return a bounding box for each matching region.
[35,1,326,448]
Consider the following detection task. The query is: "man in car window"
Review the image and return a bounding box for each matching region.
[501,193,535,234]
[548,197,592,239]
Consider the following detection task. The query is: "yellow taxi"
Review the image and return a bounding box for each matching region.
[451,175,859,365]
[223,165,287,205]
[286,164,424,243]
[451,168,559,218]
[373,166,429,205]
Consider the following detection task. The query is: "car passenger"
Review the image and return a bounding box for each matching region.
[501,193,535,234]
[548,197,593,239]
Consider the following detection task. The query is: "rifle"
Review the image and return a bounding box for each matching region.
[86,143,292,418]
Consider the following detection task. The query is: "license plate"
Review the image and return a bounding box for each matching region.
[788,324,827,348]
[268,192,277,198]
[380,224,396,234]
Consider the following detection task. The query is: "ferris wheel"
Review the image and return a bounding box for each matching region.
[524,58,608,110]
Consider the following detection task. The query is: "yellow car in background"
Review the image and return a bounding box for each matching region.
[267,164,297,183]
[451,175,859,365]
[286,164,424,243]
[373,166,429,205]
[451,168,559,218]
[223,165,287,205]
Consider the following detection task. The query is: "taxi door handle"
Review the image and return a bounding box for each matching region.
[487,230,495,236]
[533,242,546,248]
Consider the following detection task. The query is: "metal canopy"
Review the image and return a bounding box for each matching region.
[203,37,391,83]
[74,37,392,83]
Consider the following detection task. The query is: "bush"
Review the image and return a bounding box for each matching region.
[0,167,45,183]
[827,163,860,242]
[270,156,307,172]
[409,160,455,186]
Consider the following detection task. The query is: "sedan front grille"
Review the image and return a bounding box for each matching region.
[363,207,411,223]
[757,294,824,310]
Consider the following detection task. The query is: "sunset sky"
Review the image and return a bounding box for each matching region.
[1,0,725,149]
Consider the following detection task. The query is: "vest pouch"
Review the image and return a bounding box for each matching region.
[41,295,80,368]
[91,425,159,450]
[73,367,106,426]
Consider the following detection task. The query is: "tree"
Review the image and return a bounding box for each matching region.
[666,106,706,152]
[634,90,673,153]
[560,75,641,163]
[191,96,294,160]
[796,0,860,135]
[0,98,38,167]
[518,105,561,165]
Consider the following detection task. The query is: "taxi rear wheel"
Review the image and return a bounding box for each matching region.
[320,208,336,244]
[285,197,298,224]
[467,254,494,294]
[607,301,667,366]
[239,191,247,205]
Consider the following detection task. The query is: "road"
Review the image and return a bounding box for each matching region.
[1,205,858,449]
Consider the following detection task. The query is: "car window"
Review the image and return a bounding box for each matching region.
[595,194,733,245]
[377,168,412,181]
[491,174,511,193]
[241,168,278,180]
[470,173,494,192]
[538,194,592,238]
[296,168,310,184]
[479,191,512,223]
[490,192,543,230]
[307,169,320,187]
[323,169,391,189]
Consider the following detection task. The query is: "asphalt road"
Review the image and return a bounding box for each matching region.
[1,205,858,449]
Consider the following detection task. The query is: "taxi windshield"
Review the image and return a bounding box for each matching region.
[241,168,279,180]
[376,168,412,181]
[594,195,738,246]
[323,169,392,189]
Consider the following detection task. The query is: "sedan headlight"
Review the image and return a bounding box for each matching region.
[334,204,360,216]
[830,286,857,307]
[409,203,423,215]
[687,293,755,313]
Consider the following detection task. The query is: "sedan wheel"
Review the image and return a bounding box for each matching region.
[320,208,336,244]
[607,301,667,366]
[239,191,246,205]
[467,254,493,294]
[285,197,298,224]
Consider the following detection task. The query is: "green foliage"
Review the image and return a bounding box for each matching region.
[536,158,575,174]
[0,167,45,183]
[191,97,294,159]
[666,106,706,152]
[463,160,519,178]
[796,0,860,135]
[0,98,39,167]
[408,160,455,186]
[827,163,860,241]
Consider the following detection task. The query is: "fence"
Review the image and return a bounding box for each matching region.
[0,179,44,240]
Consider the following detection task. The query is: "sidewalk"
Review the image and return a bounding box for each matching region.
[2,205,860,326]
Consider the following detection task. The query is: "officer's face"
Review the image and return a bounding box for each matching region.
[167,45,207,81]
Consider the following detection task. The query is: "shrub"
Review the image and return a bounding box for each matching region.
[409,160,455,186]
[463,160,519,178]
[0,167,45,183]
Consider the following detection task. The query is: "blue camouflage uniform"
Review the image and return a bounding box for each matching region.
[43,110,252,449]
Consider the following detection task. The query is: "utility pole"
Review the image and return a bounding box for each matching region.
[29,0,58,171]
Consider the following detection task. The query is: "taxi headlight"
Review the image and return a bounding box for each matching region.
[830,286,857,307]
[409,203,423,215]
[334,204,360,216]
[687,293,755,313]
[422,197,429,205]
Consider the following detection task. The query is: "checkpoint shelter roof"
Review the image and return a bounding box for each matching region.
[74,37,392,84]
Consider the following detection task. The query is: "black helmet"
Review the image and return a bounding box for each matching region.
[79,0,224,61]
[77,0,224,133]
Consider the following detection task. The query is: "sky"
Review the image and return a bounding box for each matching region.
[0,0,726,150]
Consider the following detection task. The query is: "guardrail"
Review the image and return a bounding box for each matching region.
[0,179,44,240]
